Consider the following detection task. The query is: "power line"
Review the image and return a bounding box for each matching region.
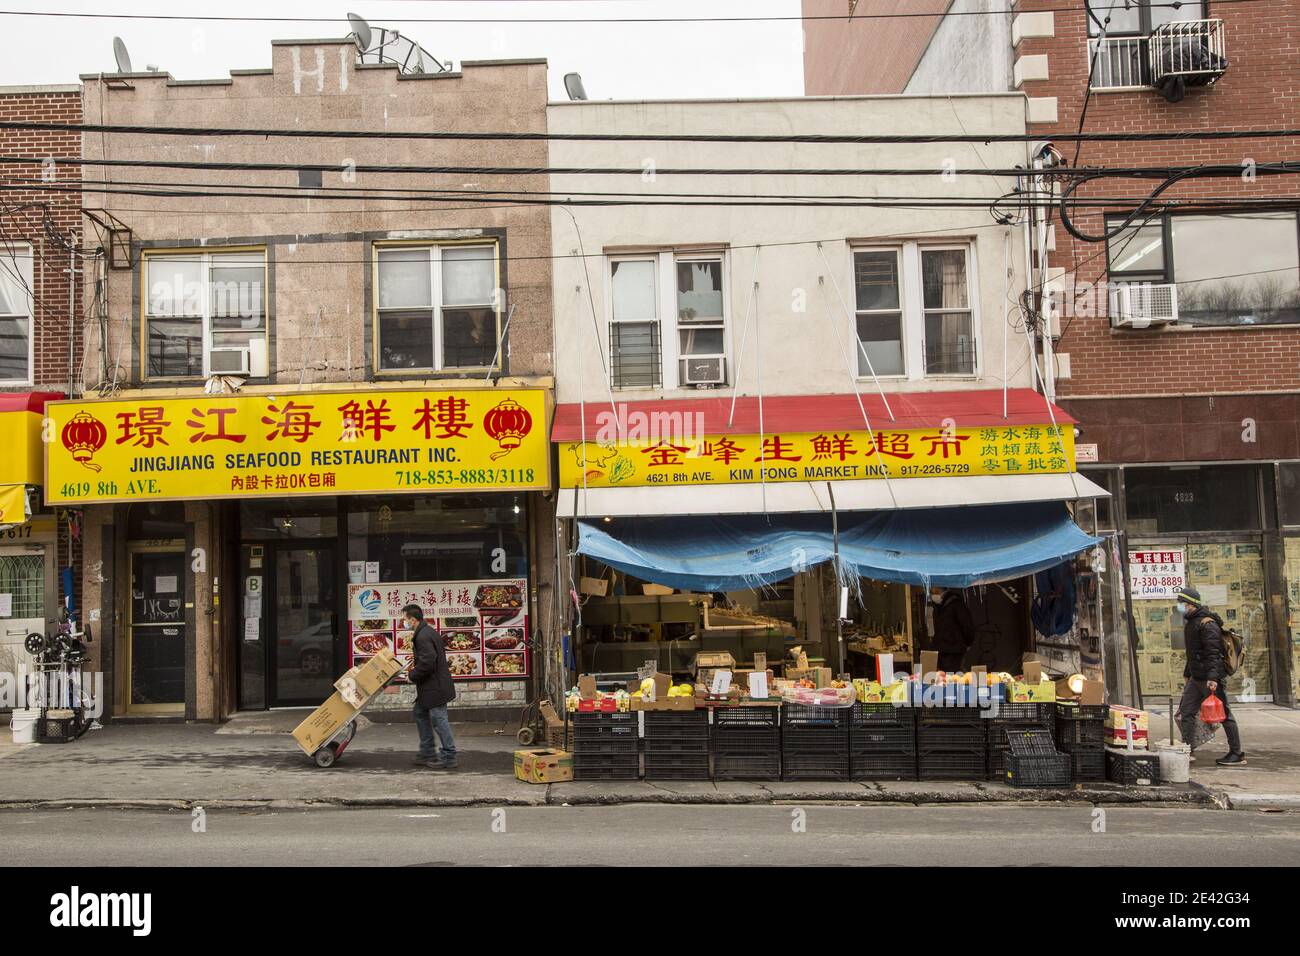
[0,0,1272,25]
[5,119,1299,146]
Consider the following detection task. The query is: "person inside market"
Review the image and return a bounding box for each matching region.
[1175,585,1246,766]
[928,587,975,672]
[404,604,459,770]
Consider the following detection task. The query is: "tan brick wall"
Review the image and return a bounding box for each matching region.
[802,0,947,94]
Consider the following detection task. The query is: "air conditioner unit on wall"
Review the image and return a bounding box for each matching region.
[1109,283,1179,329]
[682,356,726,386]
[208,347,251,376]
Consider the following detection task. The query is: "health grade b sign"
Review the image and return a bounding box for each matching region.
[45,388,549,504]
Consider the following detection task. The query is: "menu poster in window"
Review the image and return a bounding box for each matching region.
[1129,550,1186,600]
[346,579,529,680]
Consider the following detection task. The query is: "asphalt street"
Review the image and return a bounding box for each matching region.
[2,804,1297,866]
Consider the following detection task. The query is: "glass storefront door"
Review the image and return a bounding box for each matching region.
[127,547,187,713]
[270,545,338,707]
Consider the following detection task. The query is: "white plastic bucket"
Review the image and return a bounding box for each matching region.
[10,709,38,744]
[1154,741,1191,783]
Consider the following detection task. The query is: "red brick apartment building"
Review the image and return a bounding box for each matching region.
[804,0,1300,704]
[0,84,83,690]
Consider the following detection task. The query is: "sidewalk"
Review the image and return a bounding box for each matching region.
[0,705,1294,811]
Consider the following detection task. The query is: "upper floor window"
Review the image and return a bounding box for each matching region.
[145,250,267,380]
[376,243,500,372]
[0,243,33,384]
[853,242,977,379]
[1086,0,1209,89]
[608,250,729,389]
[1106,211,1300,327]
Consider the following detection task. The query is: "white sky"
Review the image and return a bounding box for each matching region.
[0,0,806,100]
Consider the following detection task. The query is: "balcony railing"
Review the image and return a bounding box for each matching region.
[1088,20,1227,95]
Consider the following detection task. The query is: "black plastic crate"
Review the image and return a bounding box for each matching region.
[572,752,640,781]
[917,706,985,724]
[851,702,915,726]
[713,752,781,781]
[569,736,638,755]
[1106,749,1161,786]
[1005,752,1071,788]
[1055,718,1105,751]
[713,706,781,728]
[571,712,638,740]
[1056,702,1108,721]
[781,704,852,728]
[849,724,916,751]
[711,729,780,752]
[643,754,710,781]
[918,750,986,780]
[35,715,79,744]
[849,750,917,781]
[781,751,850,781]
[987,720,1053,750]
[987,746,1011,780]
[1069,750,1106,782]
[643,711,709,736]
[918,724,986,750]
[781,727,850,752]
[1005,727,1058,756]
[642,736,710,754]
[992,702,1053,722]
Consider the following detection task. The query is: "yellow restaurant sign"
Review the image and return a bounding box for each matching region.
[558,424,1075,489]
[46,388,549,504]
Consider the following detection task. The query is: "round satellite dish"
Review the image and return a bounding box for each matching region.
[112,36,133,74]
[564,73,588,101]
[347,13,372,51]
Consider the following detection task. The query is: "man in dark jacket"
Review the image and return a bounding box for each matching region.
[1175,586,1245,766]
[403,604,458,770]
[929,587,975,672]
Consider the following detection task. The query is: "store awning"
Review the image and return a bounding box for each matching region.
[0,392,63,524]
[576,502,1100,591]
[559,471,1109,518]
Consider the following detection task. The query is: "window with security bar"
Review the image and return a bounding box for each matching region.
[0,243,33,384]
[608,258,663,388]
[1085,0,1211,89]
[0,554,44,619]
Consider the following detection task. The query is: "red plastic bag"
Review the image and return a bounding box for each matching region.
[1200,690,1226,725]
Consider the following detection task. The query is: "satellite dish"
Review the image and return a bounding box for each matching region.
[112,36,133,74]
[347,12,372,52]
[564,73,588,101]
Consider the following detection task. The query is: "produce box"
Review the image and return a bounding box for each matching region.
[1007,679,1056,703]
[632,695,696,711]
[514,748,574,784]
[852,679,909,704]
[788,666,834,688]
[334,647,405,704]
[292,692,358,755]
[1107,705,1149,733]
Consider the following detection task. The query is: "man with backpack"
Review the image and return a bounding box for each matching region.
[1175,585,1245,766]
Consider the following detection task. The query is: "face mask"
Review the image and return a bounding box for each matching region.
[1175,602,1187,615]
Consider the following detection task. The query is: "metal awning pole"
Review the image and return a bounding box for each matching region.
[829,482,845,677]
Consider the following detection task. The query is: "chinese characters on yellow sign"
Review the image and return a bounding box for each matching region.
[557,425,1075,489]
[45,389,549,504]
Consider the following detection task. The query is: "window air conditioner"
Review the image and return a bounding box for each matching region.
[682,356,726,386]
[1109,283,1178,329]
[208,347,252,376]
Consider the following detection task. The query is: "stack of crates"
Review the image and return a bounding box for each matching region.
[643,710,710,780]
[570,711,639,780]
[986,701,1055,780]
[1055,702,1107,782]
[918,700,986,780]
[781,704,850,780]
[711,706,781,781]
[849,702,917,780]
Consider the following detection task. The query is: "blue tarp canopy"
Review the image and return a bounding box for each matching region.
[576,502,1099,591]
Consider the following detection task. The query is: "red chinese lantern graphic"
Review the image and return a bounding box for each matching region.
[61,411,107,472]
[482,398,533,461]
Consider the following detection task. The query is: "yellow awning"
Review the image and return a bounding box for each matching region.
[0,484,27,525]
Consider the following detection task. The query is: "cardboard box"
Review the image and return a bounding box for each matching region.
[853,679,909,704]
[1107,705,1149,734]
[578,674,599,700]
[631,695,697,711]
[1106,727,1149,749]
[514,749,574,784]
[292,692,358,755]
[333,647,404,703]
[920,650,939,679]
[578,576,608,597]
[787,666,833,688]
[1007,679,1057,703]
[694,652,736,672]
[641,583,673,596]
[1080,680,1105,706]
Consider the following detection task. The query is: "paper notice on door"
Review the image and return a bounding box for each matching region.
[243,595,262,619]
[0,593,11,618]
[348,561,365,584]
[1199,584,1229,606]
[365,562,380,583]
[243,617,259,642]
[155,576,178,594]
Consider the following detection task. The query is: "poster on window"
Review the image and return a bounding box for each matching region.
[346,579,529,680]
[1128,550,1186,600]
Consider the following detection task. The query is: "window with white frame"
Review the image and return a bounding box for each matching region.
[853,242,977,379]
[376,243,500,372]
[145,250,267,379]
[0,243,33,383]
[608,251,730,389]
[609,257,662,389]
